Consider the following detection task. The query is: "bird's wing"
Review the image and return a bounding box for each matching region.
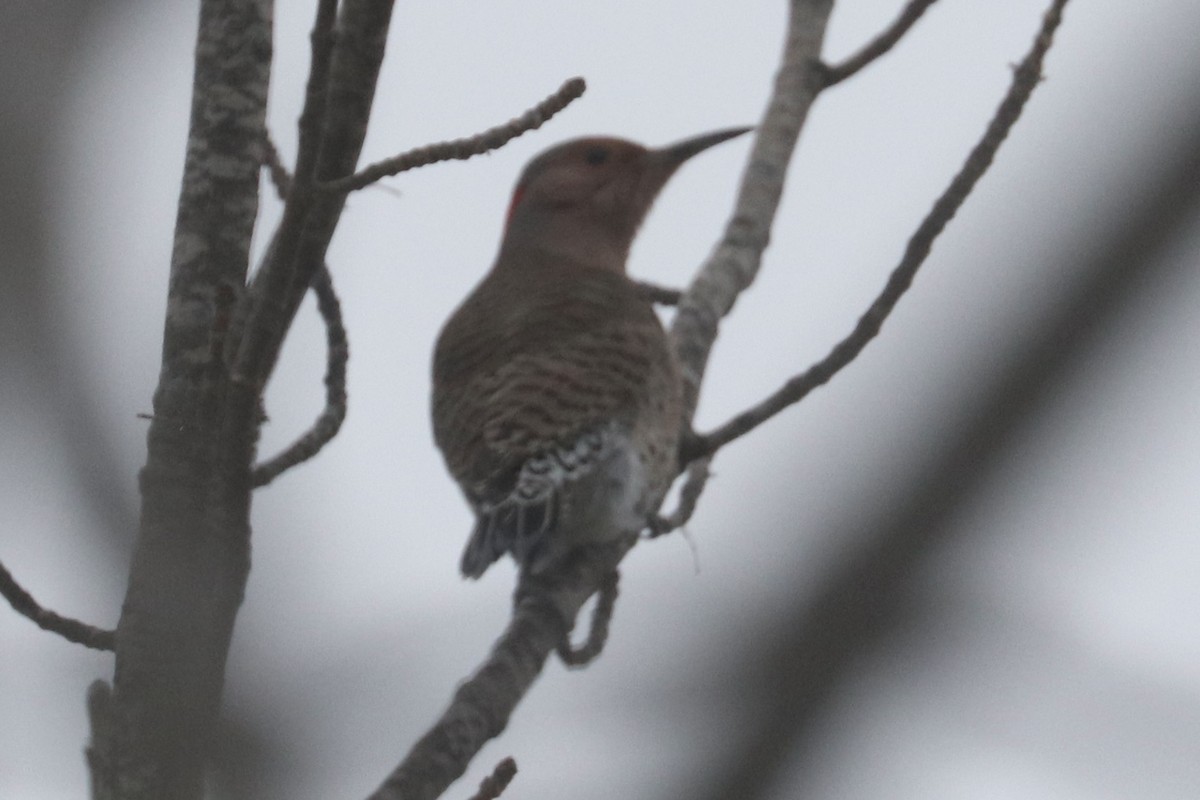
[434,311,670,577]
[437,312,663,497]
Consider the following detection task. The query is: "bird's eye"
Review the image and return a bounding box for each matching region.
[584,147,609,166]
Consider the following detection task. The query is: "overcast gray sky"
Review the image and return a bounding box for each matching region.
[3,2,1200,798]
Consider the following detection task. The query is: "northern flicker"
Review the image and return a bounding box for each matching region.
[432,127,749,578]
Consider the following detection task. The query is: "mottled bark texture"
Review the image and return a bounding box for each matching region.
[88,1,397,798]
[88,2,272,798]
[234,0,394,390]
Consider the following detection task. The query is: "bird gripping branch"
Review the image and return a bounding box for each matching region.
[433,127,750,579]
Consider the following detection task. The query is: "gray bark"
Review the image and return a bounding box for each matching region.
[89,2,271,797]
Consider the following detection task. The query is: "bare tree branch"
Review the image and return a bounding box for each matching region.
[678,17,1191,800]
[821,0,940,86]
[695,0,1071,457]
[465,758,518,800]
[232,0,393,394]
[322,77,586,193]
[0,559,115,651]
[650,456,712,536]
[669,0,835,421]
[254,137,351,488]
[367,543,628,800]
[251,263,349,487]
[94,0,274,794]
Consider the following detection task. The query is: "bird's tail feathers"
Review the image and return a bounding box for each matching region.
[459,427,615,578]
[460,480,559,579]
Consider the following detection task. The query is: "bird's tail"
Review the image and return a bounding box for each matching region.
[459,427,624,578]
[460,488,559,578]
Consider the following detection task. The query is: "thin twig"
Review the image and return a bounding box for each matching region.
[556,570,619,667]
[253,134,351,487]
[650,457,712,536]
[822,0,941,86]
[695,0,1071,457]
[636,280,683,306]
[0,558,115,651]
[466,758,518,800]
[251,263,349,486]
[323,77,587,193]
[263,133,293,197]
[231,0,388,393]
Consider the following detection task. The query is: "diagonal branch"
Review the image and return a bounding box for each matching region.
[366,543,628,800]
[694,0,1071,457]
[322,77,586,193]
[0,558,115,651]
[232,0,393,396]
[680,12,1183,800]
[821,0,941,86]
[669,0,835,422]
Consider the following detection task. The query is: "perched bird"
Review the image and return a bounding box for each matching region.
[433,127,749,578]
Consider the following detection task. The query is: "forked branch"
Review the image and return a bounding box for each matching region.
[822,0,941,86]
[692,0,1071,458]
[251,264,349,486]
[253,135,350,488]
[669,0,835,420]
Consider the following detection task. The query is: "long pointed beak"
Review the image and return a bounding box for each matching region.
[659,126,753,166]
[630,126,752,229]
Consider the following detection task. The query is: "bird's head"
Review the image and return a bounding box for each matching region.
[499,127,751,271]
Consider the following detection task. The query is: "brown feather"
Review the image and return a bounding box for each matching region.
[430,129,745,576]
[433,252,678,509]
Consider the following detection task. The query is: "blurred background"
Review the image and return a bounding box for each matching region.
[2,1,1199,798]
